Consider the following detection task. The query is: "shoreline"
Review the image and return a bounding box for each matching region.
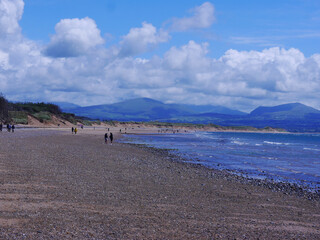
[120,131,320,197]
[14,122,320,135]
[1,128,319,239]
[126,142,320,201]
[9,126,320,195]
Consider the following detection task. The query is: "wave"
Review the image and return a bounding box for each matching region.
[304,147,320,152]
[276,166,302,174]
[194,132,219,140]
[263,141,291,146]
[232,140,247,145]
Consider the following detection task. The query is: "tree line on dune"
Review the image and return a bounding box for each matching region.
[0,93,9,123]
[0,93,77,125]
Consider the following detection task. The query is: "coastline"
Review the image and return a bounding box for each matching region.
[121,131,320,195]
[15,119,289,134]
[126,142,320,201]
[0,128,319,239]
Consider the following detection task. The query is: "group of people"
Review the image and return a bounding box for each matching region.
[71,127,78,134]
[0,123,15,132]
[70,126,114,144]
[104,132,113,144]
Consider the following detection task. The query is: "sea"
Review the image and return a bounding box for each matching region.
[121,131,320,190]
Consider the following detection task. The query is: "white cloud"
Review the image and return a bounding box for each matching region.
[119,22,169,57]
[170,2,215,31]
[0,49,9,70]
[0,0,320,112]
[164,40,210,71]
[0,0,24,36]
[45,17,104,58]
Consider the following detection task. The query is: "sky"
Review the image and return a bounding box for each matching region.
[0,0,320,112]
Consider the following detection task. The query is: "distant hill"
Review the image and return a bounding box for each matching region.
[250,103,320,119]
[226,103,320,132]
[55,99,320,132]
[168,103,246,116]
[62,98,246,121]
[52,102,81,111]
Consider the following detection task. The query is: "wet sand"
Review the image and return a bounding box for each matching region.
[0,128,319,239]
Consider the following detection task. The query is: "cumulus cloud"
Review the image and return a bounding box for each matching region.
[44,17,104,58]
[164,40,210,71]
[0,0,24,36]
[170,2,215,31]
[119,22,169,57]
[1,0,320,111]
[0,49,9,70]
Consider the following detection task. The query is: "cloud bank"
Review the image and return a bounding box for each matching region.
[0,1,320,112]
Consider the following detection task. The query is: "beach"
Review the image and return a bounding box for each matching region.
[0,128,319,239]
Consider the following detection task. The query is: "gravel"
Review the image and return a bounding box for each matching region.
[0,129,319,239]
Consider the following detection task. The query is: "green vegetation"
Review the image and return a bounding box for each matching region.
[8,111,28,124]
[0,93,9,123]
[60,113,78,125]
[14,102,62,115]
[31,112,52,123]
[0,94,84,125]
[102,120,117,126]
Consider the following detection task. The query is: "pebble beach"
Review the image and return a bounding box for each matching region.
[0,128,320,239]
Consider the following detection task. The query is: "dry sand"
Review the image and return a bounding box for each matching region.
[0,128,319,239]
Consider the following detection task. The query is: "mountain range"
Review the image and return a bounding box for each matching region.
[54,98,320,132]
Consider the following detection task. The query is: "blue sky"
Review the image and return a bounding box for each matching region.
[20,0,320,57]
[1,0,320,111]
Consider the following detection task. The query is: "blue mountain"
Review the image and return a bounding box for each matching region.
[52,102,80,111]
[60,97,246,121]
[250,103,320,119]
[55,99,320,132]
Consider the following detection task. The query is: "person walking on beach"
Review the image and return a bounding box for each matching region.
[11,124,15,133]
[74,128,78,134]
[0,123,2,131]
[71,127,74,134]
[109,132,113,144]
[104,133,108,144]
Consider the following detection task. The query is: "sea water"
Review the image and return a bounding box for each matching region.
[122,132,320,189]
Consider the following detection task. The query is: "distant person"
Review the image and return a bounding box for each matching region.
[71,127,74,134]
[0,123,2,131]
[109,132,113,144]
[74,128,78,134]
[11,124,15,133]
[104,133,108,144]
[81,125,83,129]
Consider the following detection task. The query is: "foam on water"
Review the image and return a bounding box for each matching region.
[304,147,320,152]
[121,132,320,189]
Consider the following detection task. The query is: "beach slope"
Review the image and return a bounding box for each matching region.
[0,129,319,239]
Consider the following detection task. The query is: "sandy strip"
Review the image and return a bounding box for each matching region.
[0,128,319,239]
